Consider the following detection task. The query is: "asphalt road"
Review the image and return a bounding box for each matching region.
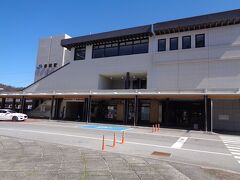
[0,119,239,174]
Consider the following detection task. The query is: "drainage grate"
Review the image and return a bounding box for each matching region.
[151,151,171,157]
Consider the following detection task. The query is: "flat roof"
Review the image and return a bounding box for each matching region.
[61,9,240,48]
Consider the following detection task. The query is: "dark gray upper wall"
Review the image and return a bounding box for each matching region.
[61,9,240,48]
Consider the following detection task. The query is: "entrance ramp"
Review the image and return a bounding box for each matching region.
[27,100,51,118]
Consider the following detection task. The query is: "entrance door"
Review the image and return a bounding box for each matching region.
[138,101,150,125]
[65,101,84,120]
[163,100,204,130]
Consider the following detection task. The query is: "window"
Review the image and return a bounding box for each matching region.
[158,39,166,51]
[182,36,191,49]
[195,34,205,48]
[92,45,105,58]
[54,63,57,67]
[49,64,52,68]
[44,64,47,68]
[38,64,42,68]
[119,41,133,56]
[140,79,147,89]
[104,43,118,57]
[170,37,178,50]
[74,47,86,60]
[133,39,148,54]
[92,38,149,59]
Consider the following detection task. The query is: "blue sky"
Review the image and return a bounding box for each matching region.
[0,0,239,87]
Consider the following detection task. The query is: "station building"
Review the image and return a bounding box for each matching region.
[1,9,240,132]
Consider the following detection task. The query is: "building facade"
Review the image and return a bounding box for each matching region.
[1,9,240,132]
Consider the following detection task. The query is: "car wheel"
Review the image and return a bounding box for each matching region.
[12,116,18,121]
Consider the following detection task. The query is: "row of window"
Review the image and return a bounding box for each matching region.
[92,39,149,59]
[158,34,205,51]
[74,34,205,60]
[74,39,149,60]
[37,63,58,69]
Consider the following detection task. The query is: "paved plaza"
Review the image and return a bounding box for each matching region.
[0,135,239,180]
[0,119,240,179]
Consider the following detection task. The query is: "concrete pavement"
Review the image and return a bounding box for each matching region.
[0,135,240,180]
[0,119,239,179]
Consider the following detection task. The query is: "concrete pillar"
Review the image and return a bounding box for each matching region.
[1,98,6,108]
[207,97,212,132]
[83,98,88,122]
[134,95,138,126]
[204,95,213,132]
[87,96,92,123]
[12,98,16,111]
[50,96,55,120]
[20,97,26,113]
[124,100,129,124]
[164,98,169,126]
[210,99,213,132]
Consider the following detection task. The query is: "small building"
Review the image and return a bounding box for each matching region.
[1,9,240,132]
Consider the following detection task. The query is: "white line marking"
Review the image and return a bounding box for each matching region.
[229,149,240,152]
[221,138,240,141]
[234,156,240,159]
[225,146,240,150]
[6,122,223,142]
[224,141,240,144]
[171,137,188,149]
[231,152,240,156]
[0,127,231,156]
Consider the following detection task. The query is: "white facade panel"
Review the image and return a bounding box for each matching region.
[148,64,178,90]
[178,62,209,90]
[208,60,240,89]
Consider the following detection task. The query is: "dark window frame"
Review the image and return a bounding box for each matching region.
[158,39,166,52]
[182,36,191,49]
[92,44,105,58]
[92,38,149,59]
[195,34,205,48]
[104,43,119,57]
[170,37,178,50]
[74,47,86,60]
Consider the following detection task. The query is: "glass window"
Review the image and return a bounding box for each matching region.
[182,36,191,49]
[44,64,47,68]
[54,63,57,67]
[92,38,148,58]
[49,64,52,68]
[133,40,141,44]
[119,45,133,55]
[133,43,148,54]
[170,37,178,50]
[38,64,42,68]
[92,46,105,58]
[74,47,86,60]
[105,43,119,57]
[195,34,205,48]
[126,41,133,45]
[140,79,147,89]
[158,39,166,51]
[133,79,140,89]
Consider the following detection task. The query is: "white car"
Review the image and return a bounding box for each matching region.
[0,109,28,121]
